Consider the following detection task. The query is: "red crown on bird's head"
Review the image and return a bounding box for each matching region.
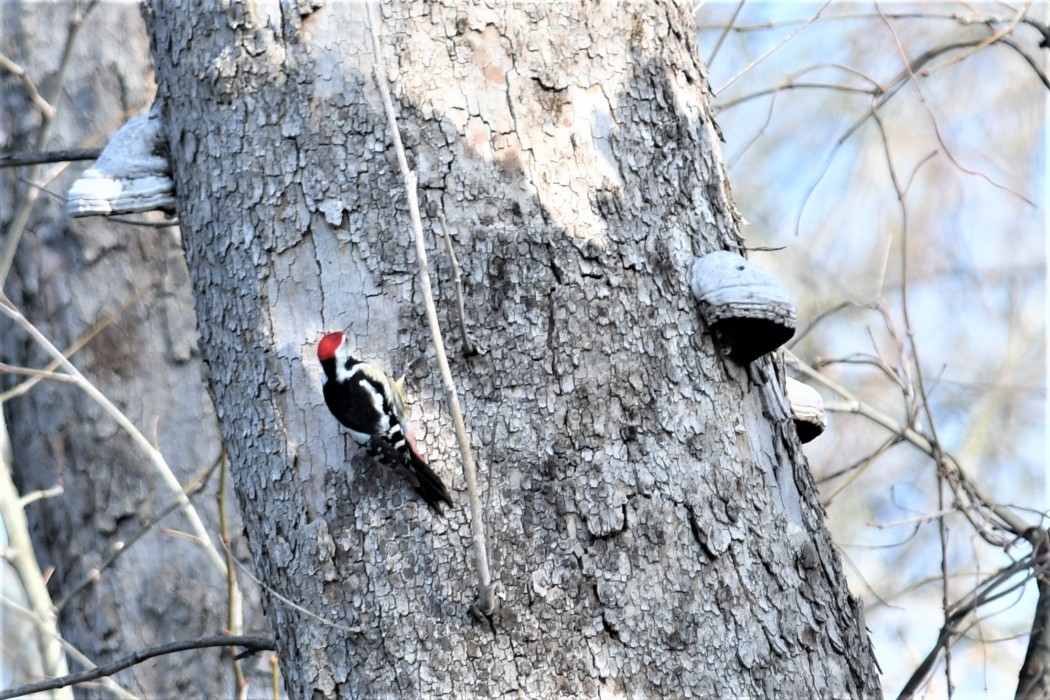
[317,332,346,362]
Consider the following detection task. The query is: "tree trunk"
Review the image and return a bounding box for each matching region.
[144,0,882,696]
[1,4,269,697]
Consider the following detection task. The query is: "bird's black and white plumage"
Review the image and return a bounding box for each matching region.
[317,331,453,513]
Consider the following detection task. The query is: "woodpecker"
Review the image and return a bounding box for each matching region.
[316,331,453,513]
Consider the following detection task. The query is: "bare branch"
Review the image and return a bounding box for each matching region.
[791,38,987,238]
[718,81,877,112]
[704,0,746,68]
[699,9,1037,32]
[898,556,1041,698]
[221,539,363,635]
[1015,531,1050,699]
[788,353,1036,545]
[0,635,275,700]
[820,437,898,505]
[0,363,77,384]
[875,4,1036,206]
[0,147,102,168]
[921,0,1032,75]
[17,484,63,508]
[715,0,833,96]
[998,36,1050,90]
[0,51,54,119]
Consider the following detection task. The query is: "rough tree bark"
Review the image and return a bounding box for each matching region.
[1,4,269,697]
[144,0,882,697]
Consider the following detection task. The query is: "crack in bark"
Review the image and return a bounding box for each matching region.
[601,609,622,643]
[686,503,718,561]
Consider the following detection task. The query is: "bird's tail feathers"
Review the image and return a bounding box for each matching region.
[367,437,454,513]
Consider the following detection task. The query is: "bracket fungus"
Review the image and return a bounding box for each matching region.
[786,377,826,443]
[690,250,797,364]
[67,106,175,218]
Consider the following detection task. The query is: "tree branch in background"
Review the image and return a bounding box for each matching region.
[869,70,956,694]
[897,556,1041,698]
[875,5,1035,205]
[789,352,1037,546]
[714,0,833,95]
[0,1,98,286]
[0,148,102,168]
[0,51,54,120]
[0,412,73,699]
[918,0,1032,75]
[0,635,275,700]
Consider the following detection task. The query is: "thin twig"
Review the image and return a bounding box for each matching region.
[922,0,1032,75]
[868,40,952,692]
[106,215,180,228]
[17,484,64,508]
[270,654,280,700]
[820,438,897,505]
[714,0,832,96]
[436,211,475,355]
[366,1,494,615]
[0,635,275,700]
[789,300,878,348]
[0,51,54,119]
[0,363,77,383]
[221,537,362,634]
[869,509,957,530]
[705,0,746,68]
[898,558,1040,698]
[997,36,1050,90]
[217,450,247,699]
[791,38,986,238]
[788,353,1035,544]
[0,226,156,406]
[699,10,1012,32]
[875,4,1035,206]
[718,81,877,111]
